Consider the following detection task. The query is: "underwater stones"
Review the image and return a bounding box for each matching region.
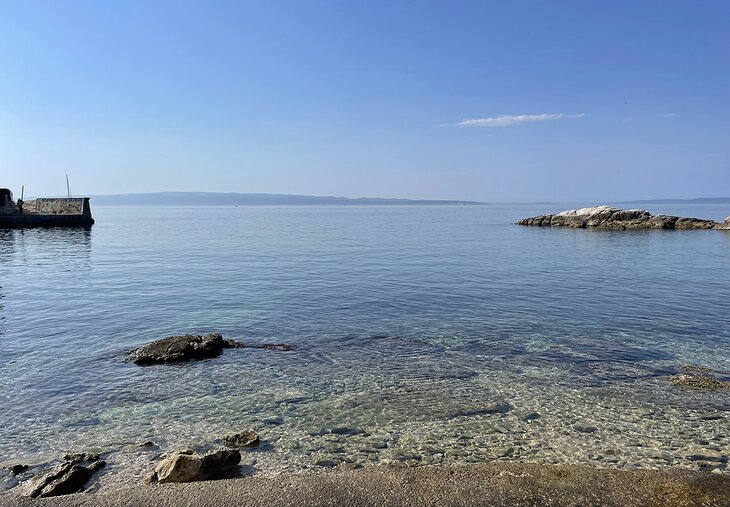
[686,448,724,462]
[517,206,720,230]
[521,412,541,422]
[27,455,105,498]
[313,458,340,468]
[128,333,227,364]
[146,449,241,484]
[316,427,367,437]
[573,424,598,433]
[669,374,730,390]
[257,343,292,351]
[224,430,260,448]
[681,365,714,373]
[493,446,514,458]
[261,416,285,426]
[366,440,388,449]
[394,452,422,461]
[451,401,512,418]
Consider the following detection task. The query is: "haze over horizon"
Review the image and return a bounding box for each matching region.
[2,1,729,202]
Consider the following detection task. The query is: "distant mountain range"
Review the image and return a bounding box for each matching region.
[91,192,484,206]
[614,197,730,205]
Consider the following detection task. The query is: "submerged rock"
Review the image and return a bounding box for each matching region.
[521,412,541,422]
[3,464,28,475]
[146,449,241,484]
[257,343,292,351]
[686,448,724,462]
[27,455,105,498]
[669,374,730,390]
[517,206,720,230]
[681,365,715,373]
[128,333,231,364]
[573,424,598,433]
[224,430,260,448]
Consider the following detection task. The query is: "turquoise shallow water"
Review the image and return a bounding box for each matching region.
[1,204,729,488]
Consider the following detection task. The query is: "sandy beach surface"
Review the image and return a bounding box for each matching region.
[2,462,728,507]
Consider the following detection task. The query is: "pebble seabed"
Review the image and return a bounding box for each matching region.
[1,335,729,496]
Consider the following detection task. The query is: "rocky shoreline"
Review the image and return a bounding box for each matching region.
[2,462,729,507]
[518,205,730,230]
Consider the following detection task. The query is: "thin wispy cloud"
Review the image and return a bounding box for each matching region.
[455,113,585,128]
[662,112,677,118]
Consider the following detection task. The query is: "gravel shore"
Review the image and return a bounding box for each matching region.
[2,462,728,507]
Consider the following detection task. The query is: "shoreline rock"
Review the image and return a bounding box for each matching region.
[517,206,725,230]
[146,450,241,484]
[27,454,105,498]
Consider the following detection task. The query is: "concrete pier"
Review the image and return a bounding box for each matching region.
[0,196,95,229]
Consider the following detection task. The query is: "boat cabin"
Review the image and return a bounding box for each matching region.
[1,188,14,211]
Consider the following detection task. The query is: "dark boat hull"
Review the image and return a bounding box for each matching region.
[0,197,94,229]
[0,214,94,229]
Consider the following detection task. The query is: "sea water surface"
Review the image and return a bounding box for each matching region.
[1,204,729,488]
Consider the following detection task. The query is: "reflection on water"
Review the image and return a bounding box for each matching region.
[0,205,729,490]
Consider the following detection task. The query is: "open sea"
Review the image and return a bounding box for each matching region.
[1,204,729,488]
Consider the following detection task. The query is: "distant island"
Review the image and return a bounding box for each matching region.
[91,192,484,206]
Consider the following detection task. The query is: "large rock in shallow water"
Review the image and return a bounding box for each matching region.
[517,206,719,230]
[128,333,228,365]
[147,450,241,484]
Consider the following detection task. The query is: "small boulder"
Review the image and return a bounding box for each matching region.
[224,430,260,448]
[146,449,241,484]
[28,459,105,498]
[128,333,226,365]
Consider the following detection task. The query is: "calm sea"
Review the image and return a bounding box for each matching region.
[1,204,729,487]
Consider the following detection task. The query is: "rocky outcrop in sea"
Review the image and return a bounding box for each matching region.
[127,333,292,365]
[517,206,729,230]
[127,333,232,365]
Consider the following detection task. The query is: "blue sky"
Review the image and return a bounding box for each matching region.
[1,1,728,202]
